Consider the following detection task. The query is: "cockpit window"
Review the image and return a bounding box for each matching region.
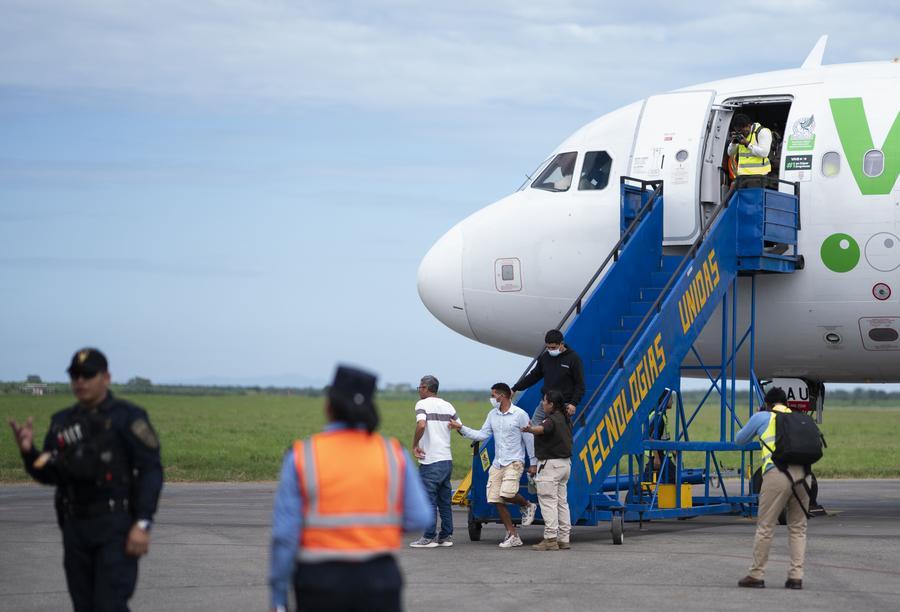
[579,151,612,190]
[518,156,553,191]
[531,152,577,192]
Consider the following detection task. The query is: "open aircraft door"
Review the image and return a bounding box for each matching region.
[628,90,716,244]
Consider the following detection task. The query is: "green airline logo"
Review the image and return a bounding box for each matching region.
[821,233,860,273]
[830,98,900,195]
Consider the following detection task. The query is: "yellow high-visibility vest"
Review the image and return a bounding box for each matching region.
[735,123,772,176]
[759,404,791,473]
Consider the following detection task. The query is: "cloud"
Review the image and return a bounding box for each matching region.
[0,1,896,113]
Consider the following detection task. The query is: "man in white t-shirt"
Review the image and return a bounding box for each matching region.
[409,375,460,548]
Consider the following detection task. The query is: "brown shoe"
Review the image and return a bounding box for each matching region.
[532,538,559,551]
[558,540,571,550]
[738,575,765,588]
[785,579,803,590]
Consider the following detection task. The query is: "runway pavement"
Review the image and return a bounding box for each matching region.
[2,479,900,611]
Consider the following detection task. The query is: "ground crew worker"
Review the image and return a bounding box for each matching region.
[7,348,164,611]
[726,113,772,193]
[512,329,585,423]
[268,365,431,612]
[735,387,809,590]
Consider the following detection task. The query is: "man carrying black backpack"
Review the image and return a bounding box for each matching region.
[735,387,824,590]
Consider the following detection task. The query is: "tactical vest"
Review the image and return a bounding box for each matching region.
[293,430,405,562]
[735,123,772,176]
[759,404,791,473]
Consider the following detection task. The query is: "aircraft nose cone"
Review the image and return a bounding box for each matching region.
[417,225,475,340]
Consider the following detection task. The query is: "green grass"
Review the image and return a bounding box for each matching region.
[3,394,899,482]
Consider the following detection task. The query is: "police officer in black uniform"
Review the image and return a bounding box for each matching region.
[7,348,163,612]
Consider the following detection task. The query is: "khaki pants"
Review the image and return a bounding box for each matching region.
[749,465,809,580]
[535,458,571,542]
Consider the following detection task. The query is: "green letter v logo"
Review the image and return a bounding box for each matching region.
[829,97,899,196]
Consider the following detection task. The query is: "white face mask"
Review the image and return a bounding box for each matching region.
[489,397,500,409]
[547,348,562,357]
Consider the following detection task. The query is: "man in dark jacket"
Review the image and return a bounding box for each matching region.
[8,348,163,611]
[512,329,585,423]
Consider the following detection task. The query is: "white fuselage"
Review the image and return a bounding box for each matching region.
[418,60,900,383]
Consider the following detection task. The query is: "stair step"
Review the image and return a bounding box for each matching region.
[649,271,674,287]
[662,254,680,272]
[608,329,636,344]
[628,301,655,316]
[585,370,606,388]
[639,286,664,302]
[620,315,644,329]
[600,344,624,360]
[589,361,617,382]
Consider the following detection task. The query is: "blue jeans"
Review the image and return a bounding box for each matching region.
[419,460,453,539]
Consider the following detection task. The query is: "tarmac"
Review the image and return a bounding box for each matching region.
[2,479,900,611]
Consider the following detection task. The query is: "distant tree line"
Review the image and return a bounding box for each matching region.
[2,377,900,405]
[0,376,324,397]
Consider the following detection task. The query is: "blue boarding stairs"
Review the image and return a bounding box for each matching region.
[465,175,801,544]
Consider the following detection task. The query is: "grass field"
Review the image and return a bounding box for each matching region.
[2,394,899,482]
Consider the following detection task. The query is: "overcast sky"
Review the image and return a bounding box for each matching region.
[2,1,898,388]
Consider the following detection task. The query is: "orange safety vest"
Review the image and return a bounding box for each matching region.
[293,429,405,562]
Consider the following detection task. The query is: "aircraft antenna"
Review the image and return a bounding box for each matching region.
[801,35,828,69]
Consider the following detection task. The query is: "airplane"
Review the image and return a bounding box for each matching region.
[417,36,900,402]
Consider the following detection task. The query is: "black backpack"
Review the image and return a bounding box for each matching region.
[771,411,825,466]
[757,409,827,518]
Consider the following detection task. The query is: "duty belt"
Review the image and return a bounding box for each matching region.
[65,497,130,518]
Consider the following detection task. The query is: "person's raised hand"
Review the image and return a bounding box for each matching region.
[7,416,34,453]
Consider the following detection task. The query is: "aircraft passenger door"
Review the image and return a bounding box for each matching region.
[628,90,716,244]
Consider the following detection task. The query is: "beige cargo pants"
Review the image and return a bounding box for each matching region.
[535,458,572,542]
[749,464,810,580]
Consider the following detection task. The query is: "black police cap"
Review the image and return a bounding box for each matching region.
[328,365,377,413]
[66,348,108,376]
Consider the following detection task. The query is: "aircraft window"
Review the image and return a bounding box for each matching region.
[495,258,522,292]
[822,151,841,177]
[863,150,884,177]
[518,157,553,191]
[579,151,612,191]
[532,152,577,192]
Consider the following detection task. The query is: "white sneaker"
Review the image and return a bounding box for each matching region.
[436,536,453,547]
[498,533,523,548]
[409,537,438,548]
[521,502,537,526]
